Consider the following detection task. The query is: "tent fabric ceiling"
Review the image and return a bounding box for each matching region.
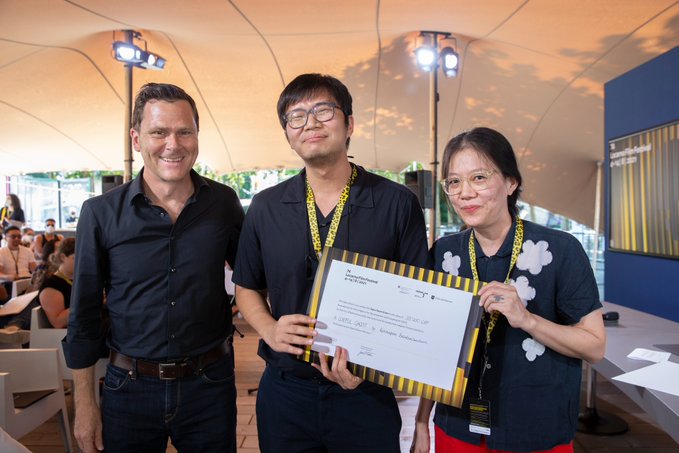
[2,0,679,227]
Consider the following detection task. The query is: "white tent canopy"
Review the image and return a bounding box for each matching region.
[2,0,679,227]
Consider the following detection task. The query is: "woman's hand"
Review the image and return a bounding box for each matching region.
[478,281,535,331]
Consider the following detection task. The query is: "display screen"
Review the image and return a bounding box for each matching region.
[608,120,679,258]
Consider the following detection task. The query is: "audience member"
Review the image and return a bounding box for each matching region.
[37,238,75,328]
[0,297,35,345]
[30,238,60,291]
[0,225,36,281]
[0,226,39,344]
[33,218,64,261]
[0,194,25,227]
[21,226,35,250]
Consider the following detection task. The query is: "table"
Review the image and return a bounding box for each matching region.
[592,302,679,443]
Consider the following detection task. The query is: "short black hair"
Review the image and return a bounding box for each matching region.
[4,225,20,235]
[277,73,353,130]
[131,83,199,131]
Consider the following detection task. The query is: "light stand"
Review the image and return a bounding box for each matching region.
[112,30,167,182]
[415,31,459,245]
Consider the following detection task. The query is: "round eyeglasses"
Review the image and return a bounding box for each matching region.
[283,102,340,129]
[441,170,497,195]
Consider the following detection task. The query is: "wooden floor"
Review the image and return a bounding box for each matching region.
[16,318,679,452]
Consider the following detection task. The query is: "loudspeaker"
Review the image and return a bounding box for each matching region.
[101,175,123,193]
[404,170,433,209]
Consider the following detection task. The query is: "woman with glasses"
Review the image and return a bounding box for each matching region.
[411,127,605,453]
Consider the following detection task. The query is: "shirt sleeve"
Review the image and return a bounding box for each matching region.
[223,188,245,270]
[232,195,266,290]
[555,233,602,325]
[63,200,107,369]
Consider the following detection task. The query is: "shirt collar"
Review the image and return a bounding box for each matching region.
[280,164,374,209]
[473,219,517,259]
[128,168,209,205]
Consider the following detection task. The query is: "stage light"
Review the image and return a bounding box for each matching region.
[440,46,459,78]
[415,46,436,72]
[113,42,139,62]
[112,36,166,70]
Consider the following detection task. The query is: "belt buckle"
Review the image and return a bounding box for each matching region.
[158,362,179,380]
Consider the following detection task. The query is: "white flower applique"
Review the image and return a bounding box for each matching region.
[510,275,535,308]
[516,240,553,275]
[522,337,545,362]
[441,251,461,276]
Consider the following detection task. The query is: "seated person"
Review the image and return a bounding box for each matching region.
[37,238,74,328]
[33,218,64,261]
[21,226,35,250]
[0,225,36,284]
[0,194,25,228]
[0,289,38,345]
[30,239,60,291]
[0,302,36,344]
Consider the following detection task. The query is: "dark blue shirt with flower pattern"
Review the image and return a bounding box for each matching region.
[430,219,601,451]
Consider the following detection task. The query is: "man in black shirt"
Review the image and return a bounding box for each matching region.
[64,83,243,453]
[233,74,429,452]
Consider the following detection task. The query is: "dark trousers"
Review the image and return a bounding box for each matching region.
[101,354,237,453]
[0,296,38,330]
[257,365,402,453]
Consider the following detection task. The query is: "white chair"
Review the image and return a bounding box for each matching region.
[10,279,31,299]
[0,348,73,452]
[29,306,108,403]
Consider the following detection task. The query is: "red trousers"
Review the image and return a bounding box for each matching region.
[434,426,574,453]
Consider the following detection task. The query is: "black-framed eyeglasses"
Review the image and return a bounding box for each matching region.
[283,102,340,129]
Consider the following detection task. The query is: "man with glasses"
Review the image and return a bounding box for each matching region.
[233,73,429,452]
[0,225,36,344]
[0,225,36,282]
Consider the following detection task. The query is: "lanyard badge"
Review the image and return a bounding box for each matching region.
[467,219,524,436]
[306,165,357,259]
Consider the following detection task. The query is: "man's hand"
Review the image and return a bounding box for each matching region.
[73,399,103,453]
[262,314,316,355]
[410,421,431,453]
[312,346,363,390]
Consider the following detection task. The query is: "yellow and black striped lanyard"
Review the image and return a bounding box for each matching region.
[306,165,358,259]
[468,218,524,344]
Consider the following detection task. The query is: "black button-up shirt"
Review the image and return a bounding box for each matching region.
[64,169,243,369]
[233,165,430,377]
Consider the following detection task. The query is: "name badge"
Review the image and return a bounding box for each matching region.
[469,398,491,435]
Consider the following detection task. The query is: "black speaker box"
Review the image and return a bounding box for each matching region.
[404,170,433,209]
[101,175,123,193]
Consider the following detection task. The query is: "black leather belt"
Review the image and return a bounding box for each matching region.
[110,343,229,380]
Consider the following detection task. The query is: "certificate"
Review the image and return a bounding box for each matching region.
[302,247,483,407]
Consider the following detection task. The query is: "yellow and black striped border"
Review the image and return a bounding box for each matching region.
[300,246,483,407]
